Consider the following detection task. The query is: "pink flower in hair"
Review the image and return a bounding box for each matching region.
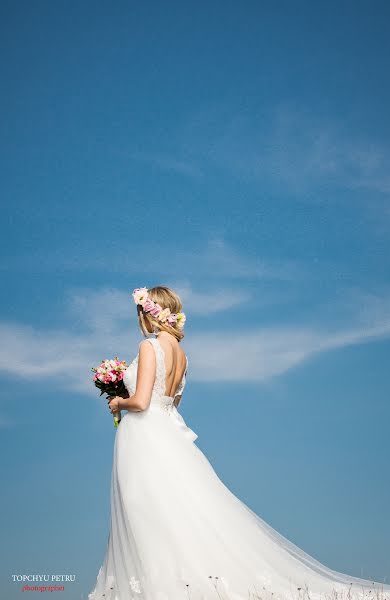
[143,298,162,318]
[167,313,177,325]
[132,285,186,330]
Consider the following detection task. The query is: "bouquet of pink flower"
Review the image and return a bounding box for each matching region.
[91,357,129,428]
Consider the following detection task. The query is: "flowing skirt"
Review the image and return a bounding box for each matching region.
[88,405,390,600]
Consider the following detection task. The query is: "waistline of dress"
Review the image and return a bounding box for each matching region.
[125,398,198,442]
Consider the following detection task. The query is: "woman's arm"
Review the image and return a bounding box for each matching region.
[108,341,156,414]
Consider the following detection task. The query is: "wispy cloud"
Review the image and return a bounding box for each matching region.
[188,316,390,382]
[64,280,252,327]
[256,109,390,194]
[169,239,305,282]
[66,287,133,333]
[0,237,304,283]
[144,104,390,195]
[1,287,389,401]
[170,281,251,314]
[129,150,203,178]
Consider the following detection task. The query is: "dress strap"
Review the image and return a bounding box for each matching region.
[140,337,166,397]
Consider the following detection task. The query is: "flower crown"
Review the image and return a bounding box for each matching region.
[132,287,186,330]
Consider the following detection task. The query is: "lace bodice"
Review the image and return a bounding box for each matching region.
[123,336,188,412]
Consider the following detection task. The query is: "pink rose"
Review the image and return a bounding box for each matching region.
[143,298,162,318]
[167,313,177,325]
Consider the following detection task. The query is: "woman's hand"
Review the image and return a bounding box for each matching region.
[107,396,122,414]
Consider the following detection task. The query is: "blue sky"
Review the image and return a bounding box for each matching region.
[1,1,390,598]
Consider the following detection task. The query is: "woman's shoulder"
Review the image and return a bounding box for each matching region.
[138,337,157,351]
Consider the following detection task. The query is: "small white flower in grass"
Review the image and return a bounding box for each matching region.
[129,576,141,593]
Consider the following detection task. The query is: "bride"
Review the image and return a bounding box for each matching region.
[88,285,389,600]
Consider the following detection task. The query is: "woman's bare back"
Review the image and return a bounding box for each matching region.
[156,332,187,398]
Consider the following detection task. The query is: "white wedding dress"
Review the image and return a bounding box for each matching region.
[88,336,389,600]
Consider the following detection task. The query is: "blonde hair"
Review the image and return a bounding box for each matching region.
[137,285,185,342]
